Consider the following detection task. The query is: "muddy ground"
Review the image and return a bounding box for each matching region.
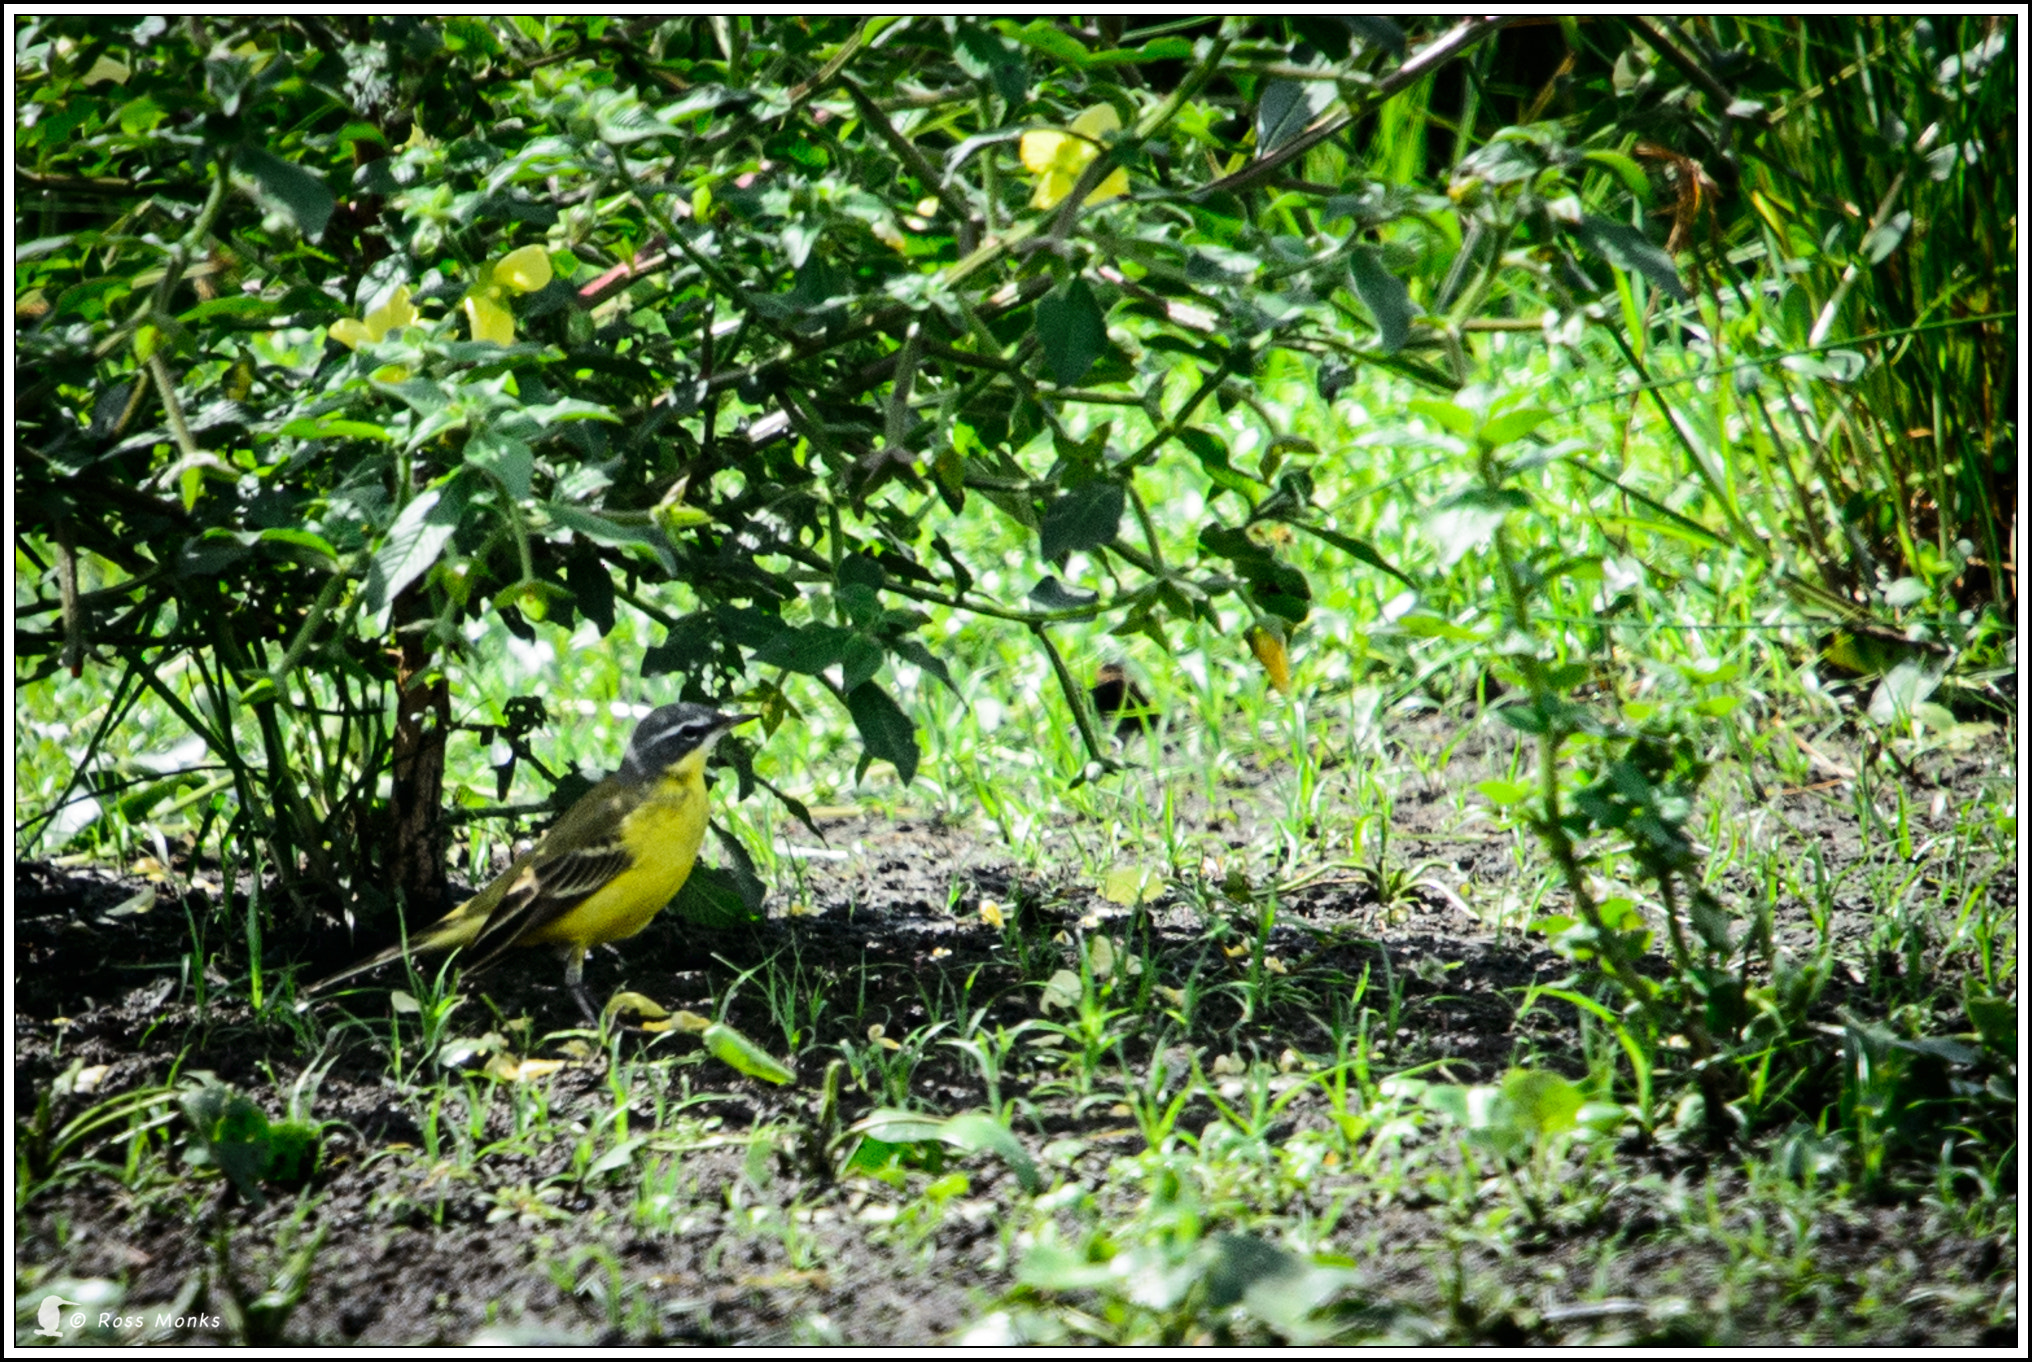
[13,708,2018,1345]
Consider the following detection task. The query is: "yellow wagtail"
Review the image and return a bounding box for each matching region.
[308,703,755,1021]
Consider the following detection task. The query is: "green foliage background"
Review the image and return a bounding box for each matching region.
[14,16,2015,918]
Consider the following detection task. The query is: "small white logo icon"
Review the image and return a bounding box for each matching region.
[36,1295,81,1338]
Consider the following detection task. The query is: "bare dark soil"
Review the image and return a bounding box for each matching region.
[13,712,2017,1345]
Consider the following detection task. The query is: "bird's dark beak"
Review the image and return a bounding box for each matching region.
[720,712,759,731]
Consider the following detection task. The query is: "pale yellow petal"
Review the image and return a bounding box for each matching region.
[463,292,516,345]
[496,244,553,295]
[374,286,419,335]
[1030,168,1075,211]
[328,318,372,350]
[1070,104,1121,139]
[1088,166,1129,205]
[1021,129,1069,176]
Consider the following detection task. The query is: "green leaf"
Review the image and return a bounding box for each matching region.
[179,529,256,576]
[845,681,918,784]
[280,415,391,442]
[1860,211,1911,265]
[840,632,884,694]
[1408,397,1477,437]
[1035,277,1106,386]
[235,143,335,241]
[1015,1240,1115,1291]
[523,396,619,425]
[179,295,277,324]
[255,528,340,571]
[1424,487,1527,568]
[937,1112,1042,1195]
[1581,149,1651,204]
[1039,480,1124,560]
[543,503,678,574]
[1572,215,1687,301]
[1501,1068,1583,1139]
[1288,521,1414,586]
[1480,406,1550,448]
[364,486,464,625]
[1867,658,1944,726]
[466,429,534,499]
[752,623,853,674]
[954,22,1030,103]
[674,863,762,927]
[697,1021,793,1084]
[849,1109,1040,1194]
[1028,576,1099,611]
[1964,985,2014,1053]
[1175,426,1255,496]
[1255,79,1334,157]
[889,637,960,696]
[998,18,1089,71]
[850,1109,949,1145]
[1392,612,1482,642]
[16,234,77,263]
[1476,778,1532,808]
[1347,246,1414,354]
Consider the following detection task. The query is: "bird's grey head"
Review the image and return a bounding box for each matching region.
[619,703,752,780]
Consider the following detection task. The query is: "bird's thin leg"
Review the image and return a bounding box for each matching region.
[563,946,598,1025]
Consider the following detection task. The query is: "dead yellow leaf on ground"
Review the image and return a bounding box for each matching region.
[484,1055,567,1082]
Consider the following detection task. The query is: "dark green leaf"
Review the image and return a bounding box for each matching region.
[1255,79,1334,157]
[845,681,918,784]
[890,637,960,696]
[1176,425,1257,496]
[1289,521,1414,586]
[179,529,256,577]
[466,429,533,499]
[1347,246,1414,354]
[364,485,464,623]
[1039,479,1124,560]
[1571,215,1687,301]
[235,143,335,241]
[953,22,1029,104]
[544,503,678,574]
[752,623,853,674]
[840,632,884,694]
[1035,277,1106,386]
[565,549,616,635]
[1028,576,1099,611]
[674,863,761,927]
[254,527,340,571]
[1343,16,1406,54]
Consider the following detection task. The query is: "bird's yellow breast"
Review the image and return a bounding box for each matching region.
[520,765,708,949]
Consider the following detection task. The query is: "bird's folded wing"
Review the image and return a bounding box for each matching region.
[465,838,635,967]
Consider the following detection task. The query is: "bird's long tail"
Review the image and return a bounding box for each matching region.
[303,900,490,997]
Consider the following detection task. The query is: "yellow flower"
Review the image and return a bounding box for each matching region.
[1020,104,1130,211]
[329,286,418,350]
[462,245,554,345]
